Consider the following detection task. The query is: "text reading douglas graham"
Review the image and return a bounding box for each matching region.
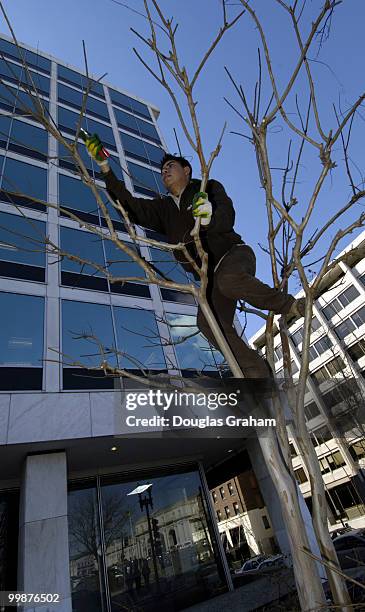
[125,415,276,428]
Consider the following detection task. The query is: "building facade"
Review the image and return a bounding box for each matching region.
[249,230,365,531]
[210,470,279,567]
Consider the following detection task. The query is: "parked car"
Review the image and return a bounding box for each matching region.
[255,554,286,571]
[233,554,269,575]
[233,554,285,578]
[332,529,365,570]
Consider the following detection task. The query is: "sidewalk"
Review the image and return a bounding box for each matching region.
[183,568,297,612]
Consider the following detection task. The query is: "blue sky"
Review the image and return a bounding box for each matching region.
[1,0,364,338]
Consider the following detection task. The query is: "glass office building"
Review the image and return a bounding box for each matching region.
[0,34,264,611]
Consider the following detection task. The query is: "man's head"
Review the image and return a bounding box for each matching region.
[160,154,192,195]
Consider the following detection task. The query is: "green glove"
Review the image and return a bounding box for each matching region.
[192,192,213,226]
[84,133,109,166]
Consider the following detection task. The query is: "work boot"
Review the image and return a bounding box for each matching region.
[286,297,306,324]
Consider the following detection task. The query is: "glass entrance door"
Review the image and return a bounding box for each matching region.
[68,467,227,612]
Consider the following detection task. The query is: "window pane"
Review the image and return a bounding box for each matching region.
[68,485,107,612]
[113,306,166,369]
[0,82,16,111]
[23,71,50,96]
[291,328,303,347]
[348,340,365,361]
[1,157,47,204]
[0,292,44,365]
[144,141,165,167]
[304,401,320,420]
[0,60,49,95]
[166,313,217,371]
[58,106,87,134]
[309,346,317,361]
[131,98,151,119]
[352,306,365,328]
[9,119,48,160]
[104,240,145,280]
[58,83,83,108]
[338,285,360,307]
[0,40,51,73]
[275,345,283,361]
[149,247,189,284]
[322,300,340,320]
[120,132,148,163]
[24,50,51,73]
[0,59,23,85]
[334,318,355,340]
[58,174,100,217]
[0,212,46,267]
[87,118,116,150]
[60,227,105,276]
[58,138,94,174]
[62,300,116,367]
[86,96,109,121]
[153,171,165,194]
[114,108,139,134]
[326,356,345,375]
[100,469,225,610]
[314,336,332,354]
[0,114,11,148]
[110,89,134,111]
[136,117,160,143]
[58,65,104,97]
[128,162,158,195]
[14,88,49,119]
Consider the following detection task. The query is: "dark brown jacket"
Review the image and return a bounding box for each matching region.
[104,169,243,275]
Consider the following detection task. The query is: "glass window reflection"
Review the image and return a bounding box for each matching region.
[0,40,51,73]
[144,142,165,167]
[58,138,94,174]
[114,108,139,135]
[68,485,107,612]
[0,211,46,268]
[149,247,189,285]
[58,174,100,218]
[58,106,87,135]
[60,227,105,276]
[120,132,147,163]
[113,306,166,370]
[0,292,44,366]
[166,313,218,372]
[104,240,145,281]
[100,469,226,611]
[128,162,160,196]
[57,65,104,97]
[137,118,160,143]
[110,90,151,120]
[9,119,48,160]
[0,82,16,112]
[62,300,117,367]
[1,157,47,210]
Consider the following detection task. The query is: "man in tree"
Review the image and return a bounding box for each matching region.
[86,135,304,378]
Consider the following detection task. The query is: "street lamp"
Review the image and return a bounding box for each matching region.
[127,483,160,587]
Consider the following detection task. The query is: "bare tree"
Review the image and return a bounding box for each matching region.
[1,0,364,608]
[223,0,365,608]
